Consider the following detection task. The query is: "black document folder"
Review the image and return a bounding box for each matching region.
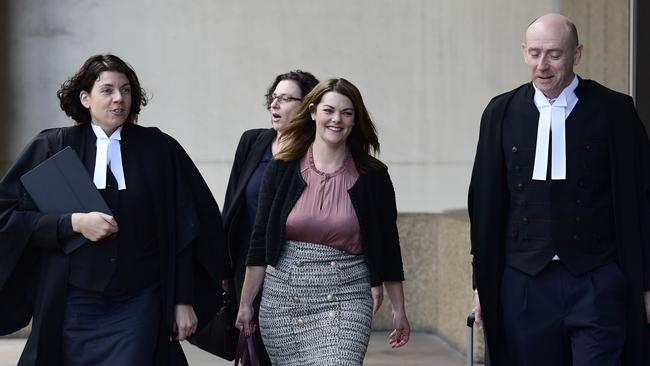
[20,146,112,254]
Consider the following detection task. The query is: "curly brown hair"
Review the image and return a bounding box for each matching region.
[57,54,148,124]
[264,70,319,110]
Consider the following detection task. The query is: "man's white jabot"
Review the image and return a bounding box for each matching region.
[531,76,579,181]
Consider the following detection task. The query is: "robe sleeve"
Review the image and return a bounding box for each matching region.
[161,131,225,304]
[632,101,650,289]
[0,129,64,289]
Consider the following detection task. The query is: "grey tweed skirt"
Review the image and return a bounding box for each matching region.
[259,240,373,366]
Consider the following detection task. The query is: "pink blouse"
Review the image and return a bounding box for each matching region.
[285,146,362,254]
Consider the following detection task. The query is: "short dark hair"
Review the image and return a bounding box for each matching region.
[57,54,148,124]
[264,70,319,110]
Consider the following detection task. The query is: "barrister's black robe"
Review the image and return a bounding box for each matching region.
[468,79,650,365]
[0,123,226,365]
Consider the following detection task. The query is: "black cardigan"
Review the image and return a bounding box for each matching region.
[222,128,277,277]
[246,157,405,287]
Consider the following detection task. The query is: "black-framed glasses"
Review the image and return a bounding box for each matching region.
[269,93,301,104]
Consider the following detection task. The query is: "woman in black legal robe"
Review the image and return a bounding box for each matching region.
[0,54,225,365]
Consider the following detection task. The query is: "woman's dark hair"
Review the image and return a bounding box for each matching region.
[275,78,385,172]
[57,54,148,124]
[264,70,319,110]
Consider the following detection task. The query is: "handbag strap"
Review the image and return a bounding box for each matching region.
[234,331,260,366]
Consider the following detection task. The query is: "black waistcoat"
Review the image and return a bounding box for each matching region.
[502,92,617,276]
[68,137,160,293]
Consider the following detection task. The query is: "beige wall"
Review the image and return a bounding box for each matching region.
[1,0,558,212]
[563,0,630,94]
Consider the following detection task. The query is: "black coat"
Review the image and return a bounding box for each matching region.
[468,79,650,365]
[246,157,405,287]
[0,123,226,365]
[221,128,276,277]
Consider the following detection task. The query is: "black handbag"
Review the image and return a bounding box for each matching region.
[189,291,239,360]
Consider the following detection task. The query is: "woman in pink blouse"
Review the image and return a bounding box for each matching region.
[236,78,410,365]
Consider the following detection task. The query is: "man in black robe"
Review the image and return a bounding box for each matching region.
[0,122,226,365]
[469,13,650,365]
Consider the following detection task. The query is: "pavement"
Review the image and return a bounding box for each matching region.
[0,331,475,365]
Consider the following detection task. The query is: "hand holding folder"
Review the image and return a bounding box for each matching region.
[20,147,112,254]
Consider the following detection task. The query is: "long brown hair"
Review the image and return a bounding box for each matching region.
[275,78,385,172]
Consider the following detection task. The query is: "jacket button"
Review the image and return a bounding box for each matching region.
[330,261,337,267]
[573,234,580,240]
[585,144,591,151]
[511,146,518,153]
[576,199,583,207]
[296,318,304,326]
[292,296,300,304]
[575,216,581,223]
[514,165,521,172]
[328,311,337,320]
[109,258,116,263]
[326,294,335,302]
[578,181,585,188]
[522,217,529,224]
[516,183,524,191]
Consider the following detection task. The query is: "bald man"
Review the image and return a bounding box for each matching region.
[468,13,650,365]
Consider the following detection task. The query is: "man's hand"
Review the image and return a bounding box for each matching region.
[472,290,483,329]
[372,285,384,315]
[71,212,118,242]
[173,304,198,341]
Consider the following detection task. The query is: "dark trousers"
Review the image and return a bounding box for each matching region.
[62,284,161,366]
[501,261,626,366]
[235,265,272,366]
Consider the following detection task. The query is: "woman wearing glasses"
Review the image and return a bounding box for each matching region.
[235,78,410,365]
[222,70,319,365]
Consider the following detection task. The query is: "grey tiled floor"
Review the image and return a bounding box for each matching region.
[0,331,471,365]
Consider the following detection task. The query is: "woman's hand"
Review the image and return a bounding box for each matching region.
[235,304,256,337]
[173,304,198,341]
[71,212,118,241]
[383,281,410,348]
[371,285,384,315]
[388,310,410,348]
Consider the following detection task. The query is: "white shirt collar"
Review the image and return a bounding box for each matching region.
[533,75,579,114]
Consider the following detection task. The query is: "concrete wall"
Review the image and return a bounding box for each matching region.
[1,0,556,212]
[563,0,630,94]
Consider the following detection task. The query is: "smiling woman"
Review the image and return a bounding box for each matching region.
[235,78,411,365]
[0,54,225,365]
